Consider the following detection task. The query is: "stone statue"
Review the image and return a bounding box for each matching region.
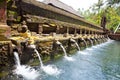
[19,21,35,45]
[21,21,28,33]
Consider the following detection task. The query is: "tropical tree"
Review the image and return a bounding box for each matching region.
[107,0,120,6]
[105,7,120,29]
[89,0,104,14]
[78,0,120,31]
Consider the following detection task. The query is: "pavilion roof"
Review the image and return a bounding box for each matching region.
[43,0,83,18]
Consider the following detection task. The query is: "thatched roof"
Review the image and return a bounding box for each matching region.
[43,0,83,18]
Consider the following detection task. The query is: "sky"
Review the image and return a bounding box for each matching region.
[37,0,99,11]
[57,0,98,10]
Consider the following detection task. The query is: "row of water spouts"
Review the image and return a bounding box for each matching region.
[13,38,105,79]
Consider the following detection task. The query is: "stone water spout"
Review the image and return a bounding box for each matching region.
[56,40,62,46]
[55,40,70,58]
[95,38,100,44]
[28,44,43,67]
[81,38,87,48]
[55,40,67,57]
[91,35,97,44]
[90,37,95,45]
[101,36,106,42]
[70,38,76,43]
[70,38,80,51]
[87,38,93,46]
[55,40,74,61]
[13,51,39,79]
[93,35,99,44]
[29,44,61,76]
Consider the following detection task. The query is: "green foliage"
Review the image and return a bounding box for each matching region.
[105,7,120,29]
[93,0,104,13]
[107,0,120,6]
[116,7,120,16]
[78,0,120,31]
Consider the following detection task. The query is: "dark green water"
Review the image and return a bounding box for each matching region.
[2,40,120,80]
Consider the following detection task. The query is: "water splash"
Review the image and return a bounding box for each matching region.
[41,65,62,76]
[60,44,74,61]
[32,45,61,76]
[29,45,43,67]
[14,65,39,80]
[78,51,91,55]
[86,39,113,51]
[92,39,112,48]
[116,74,120,78]
[86,48,94,51]
[64,56,75,61]
[13,52,39,80]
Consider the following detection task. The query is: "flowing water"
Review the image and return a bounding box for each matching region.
[14,52,21,66]
[75,42,80,51]
[13,52,39,80]
[2,40,120,80]
[28,45,44,67]
[57,41,74,60]
[34,49,44,67]
[89,39,93,46]
[70,39,80,51]
[83,39,87,47]
[60,45,67,57]
[60,44,74,61]
[13,47,61,80]
[35,48,61,76]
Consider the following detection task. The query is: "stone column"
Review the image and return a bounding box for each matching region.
[65,27,69,36]
[80,29,82,34]
[74,28,77,34]
[38,24,43,35]
[84,30,86,35]
[0,0,11,38]
[67,27,69,34]
[91,31,94,36]
[89,30,91,35]
[74,28,77,36]
[56,26,60,34]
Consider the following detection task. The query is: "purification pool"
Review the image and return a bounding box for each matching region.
[2,40,120,80]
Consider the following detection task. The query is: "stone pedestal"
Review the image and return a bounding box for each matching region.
[0,23,11,39]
